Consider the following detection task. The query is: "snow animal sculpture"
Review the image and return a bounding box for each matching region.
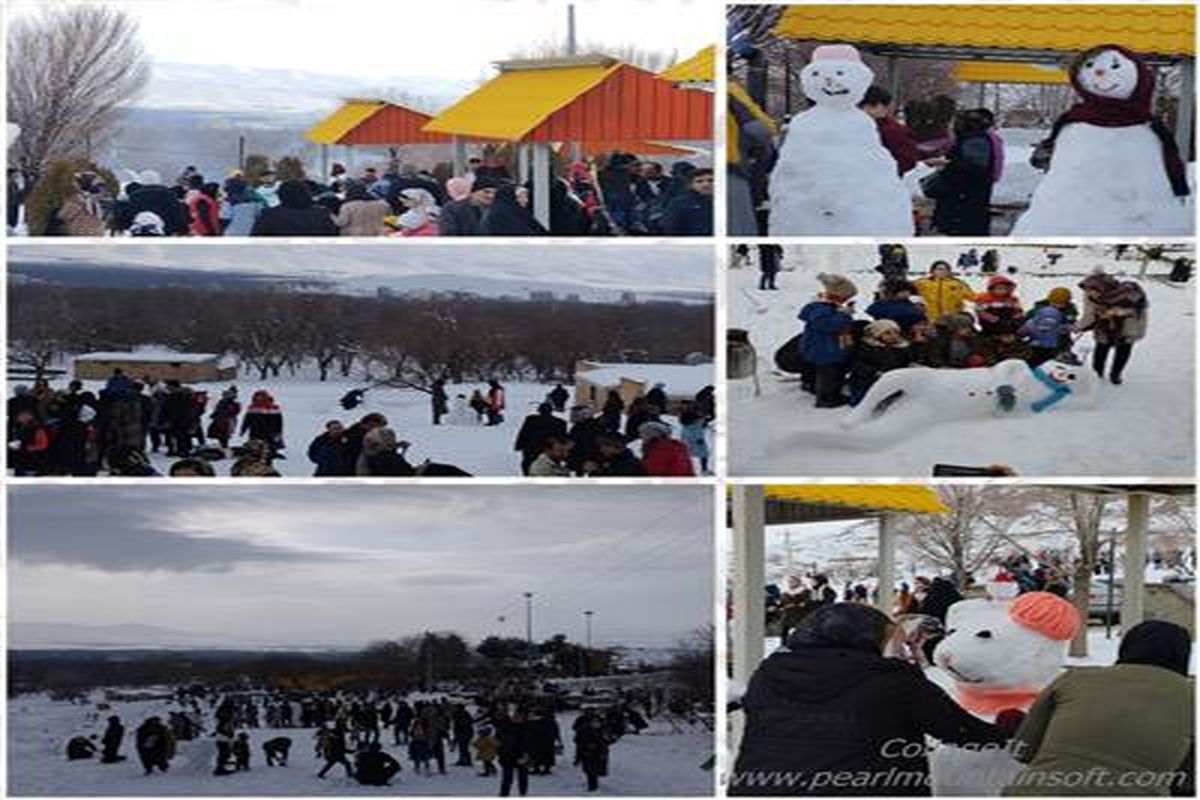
[929,587,1081,795]
[768,44,913,235]
[839,358,1099,433]
[1013,44,1191,236]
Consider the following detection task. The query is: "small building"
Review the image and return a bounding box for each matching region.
[73,351,237,384]
[574,360,712,414]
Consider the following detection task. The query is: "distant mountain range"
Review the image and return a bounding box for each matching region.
[10,621,262,650]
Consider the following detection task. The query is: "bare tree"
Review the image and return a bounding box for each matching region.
[7,5,151,180]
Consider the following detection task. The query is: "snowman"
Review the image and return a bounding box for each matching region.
[1013,44,1192,236]
[929,587,1081,795]
[840,358,1099,435]
[768,44,913,235]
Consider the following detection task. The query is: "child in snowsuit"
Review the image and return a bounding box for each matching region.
[1020,305,1073,366]
[678,409,710,474]
[1024,287,1079,364]
[974,274,1024,337]
[798,273,858,408]
[847,320,913,406]
[866,279,926,334]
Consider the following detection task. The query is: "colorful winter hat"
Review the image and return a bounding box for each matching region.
[1008,591,1080,641]
[817,272,858,301]
[1046,287,1072,305]
[811,44,863,63]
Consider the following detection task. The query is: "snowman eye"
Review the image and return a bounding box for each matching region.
[836,69,844,76]
[1084,60,1094,68]
[975,630,993,639]
[812,69,821,76]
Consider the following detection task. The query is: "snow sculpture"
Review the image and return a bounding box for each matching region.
[768,44,913,235]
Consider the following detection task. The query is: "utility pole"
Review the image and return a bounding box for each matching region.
[567,4,577,56]
[524,592,534,671]
[581,610,594,676]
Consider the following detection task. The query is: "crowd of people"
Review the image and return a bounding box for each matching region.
[63,683,687,795]
[18,151,714,238]
[788,247,1150,409]
[8,372,714,479]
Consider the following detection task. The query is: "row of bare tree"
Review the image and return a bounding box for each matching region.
[9,284,714,388]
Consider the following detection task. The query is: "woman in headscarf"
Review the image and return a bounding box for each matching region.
[1076,271,1149,385]
[731,603,1008,796]
[1004,620,1193,796]
[479,184,548,236]
[392,188,440,237]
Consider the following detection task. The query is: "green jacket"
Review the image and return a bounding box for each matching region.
[1004,664,1194,796]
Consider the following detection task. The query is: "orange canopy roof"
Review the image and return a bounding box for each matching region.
[306,99,457,146]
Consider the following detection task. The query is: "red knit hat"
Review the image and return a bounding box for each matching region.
[1008,591,1080,641]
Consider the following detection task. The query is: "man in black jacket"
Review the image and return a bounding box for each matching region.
[513,403,567,476]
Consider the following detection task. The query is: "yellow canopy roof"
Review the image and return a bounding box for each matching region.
[305,100,385,145]
[423,63,619,141]
[772,5,1195,57]
[953,61,1068,85]
[765,485,949,514]
[660,44,716,82]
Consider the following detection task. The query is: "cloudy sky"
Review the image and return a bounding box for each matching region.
[9,484,713,649]
[10,0,714,83]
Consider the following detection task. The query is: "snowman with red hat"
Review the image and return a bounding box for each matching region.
[769,43,913,235]
[1014,44,1192,235]
[928,582,1082,794]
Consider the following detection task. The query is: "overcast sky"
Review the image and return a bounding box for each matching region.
[10,485,713,649]
[10,0,715,82]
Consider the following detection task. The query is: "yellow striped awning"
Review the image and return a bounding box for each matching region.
[423,62,619,141]
[305,100,385,145]
[772,5,1195,57]
[953,61,1068,85]
[765,485,949,514]
[661,44,716,83]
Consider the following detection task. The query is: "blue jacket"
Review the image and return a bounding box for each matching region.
[662,191,713,236]
[866,299,927,332]
[799,301,854,365]
[1020,306,1071,350]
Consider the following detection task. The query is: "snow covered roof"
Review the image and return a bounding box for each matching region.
[576,362,712,394]
[74,351,220,364]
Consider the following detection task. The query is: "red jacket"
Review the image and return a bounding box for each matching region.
[641,438,696,477]
[186,191,221,236]
[876,117,921,176]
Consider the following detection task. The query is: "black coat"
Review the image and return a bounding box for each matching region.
[496,719,532,767]
[438,199,482,236]
[933,132,994,237]
[848,344,913,400]
[125,185,188,235]
[514,413,567,456]
[662,190,713,236]
[480,187,548,236]
[250,205,337,236]
[567,417,604,472]
[592,448,647,477]
[731,646,1005,796]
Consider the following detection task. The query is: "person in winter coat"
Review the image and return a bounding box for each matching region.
[644,382,669,413]
[1005,620,1193,797]
[101,716,126,763]
[548,383,570,412]
[123,171,188,235]
[1025,287,1079,349]
[497,709,533,797]
[623,396,658,442]
[529,436,573,478]
[452,705,475,767]
[10,410,51,476]
[360,427,417,477]
[354,742,401,786]
[439,175,500,236]
[307,420,346,477]
[758,244,784,290]
[240,390,284,453]
[528,710,561,775]
[930,109,997,236]
[1019,305,1073,366]
[730,603,1008,796]
[1076,272,1149,385]
[914,261,975,322]
[866,279,927,334]
[57,172,108,236]
[600,390,625,432]
[473,727,500,776]
[250,180,337,236]
[588,432,648,477]
[486,380,506,426]
[468,390,489,424]
[66,736,99,761]
[334,180,390,236]
[661,168,714,236]
[974,274,1024,336]
[428,378,449,425]
[574,712,610,792]
[221,176,265,235]
[514,403,568,475]
[206,387,241,449]
[679,408,710,474]
[860,87,921,176]
[798,273,858,408]
[317,726,354,779]
[914,313,987,369]
[639,421,696,477]
[847,320,913,406]
[185,176,221,236]
[480,184,548,236]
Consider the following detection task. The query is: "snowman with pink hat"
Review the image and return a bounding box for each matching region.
[928,583,1082,795]
[768,43,913,235]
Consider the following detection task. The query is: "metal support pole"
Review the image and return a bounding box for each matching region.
[518,144,531,184]
[1121,493,1149,629]
[567,4,577,56]
[524,592,534,670]
[887,56,901,104]
[1174,59,1195,162]
[532,143,552,229]
[877,515,896,615]
[320,144,329,182]
[731,485,766,687]
[453,136,467,176]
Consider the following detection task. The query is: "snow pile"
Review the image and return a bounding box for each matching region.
[728,244,1194,477]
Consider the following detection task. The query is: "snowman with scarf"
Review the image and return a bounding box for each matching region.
[928,584,1082,795]
[1014,44,1191,235]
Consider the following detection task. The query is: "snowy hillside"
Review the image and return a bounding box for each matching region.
[728,244,1195,477]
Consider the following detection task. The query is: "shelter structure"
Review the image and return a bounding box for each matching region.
[574,360,712,414]
[74,351,236,383]
[305,99,459,178]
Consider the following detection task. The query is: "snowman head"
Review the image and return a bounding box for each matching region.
[934,590,1080,716]
[1041,358,1100,406]
[801,44,873,109]
[1075,47,1139,100]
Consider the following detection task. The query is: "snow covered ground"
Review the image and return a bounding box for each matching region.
[16,369,714,478]
[728,243,1195,478]
[8,693,712,796]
